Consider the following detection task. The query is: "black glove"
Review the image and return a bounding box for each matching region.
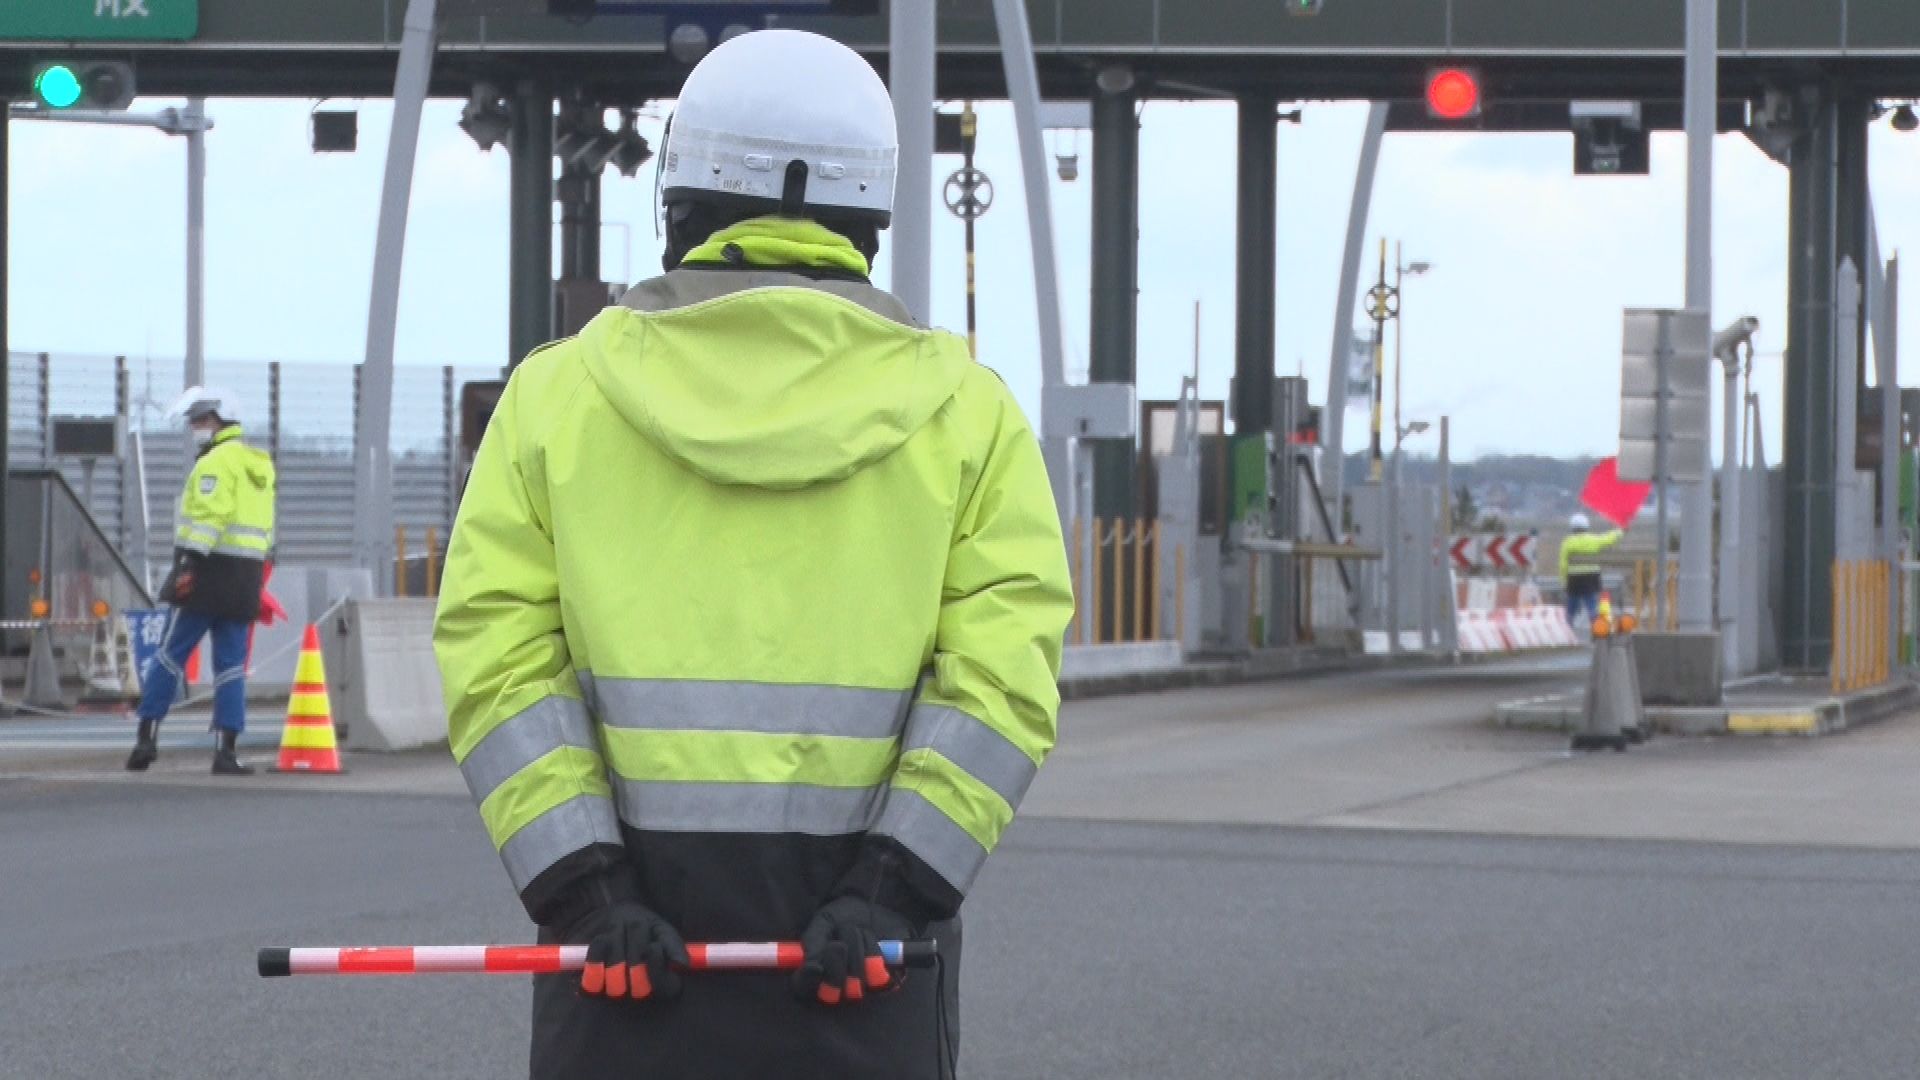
[161,551,202,604]
[792,895,915,1006]
[567,900,690,1003]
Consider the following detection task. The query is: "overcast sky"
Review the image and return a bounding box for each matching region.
[12,94,1920,461]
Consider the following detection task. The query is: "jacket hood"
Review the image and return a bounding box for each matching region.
[580,273,971,491]
[210,427,275,490]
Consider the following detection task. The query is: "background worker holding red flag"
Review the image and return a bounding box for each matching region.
[1563,457,1650,627]
[1560,513,1624,626]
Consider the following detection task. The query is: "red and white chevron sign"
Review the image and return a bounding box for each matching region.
[1507,535,1536,570]
[1459,534,1537,573]
[1449,537,1475,572]
[1484,535,1508,570]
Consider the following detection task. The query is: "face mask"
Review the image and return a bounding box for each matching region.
[191,428,214,449]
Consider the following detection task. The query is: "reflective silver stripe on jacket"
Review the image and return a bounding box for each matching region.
[461,697,614,892]
[499,793,623,893]
[578,673,912,739]
[899,703,1039,810]
[458,696,600,803]
[872,789,989,895]
[611,778,885,837]
[176,526,218,554]
[574,674,914,837]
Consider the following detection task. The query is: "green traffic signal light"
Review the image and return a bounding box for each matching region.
[33,64,84,109]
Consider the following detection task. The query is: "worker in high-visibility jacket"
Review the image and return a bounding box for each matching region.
[1560,513,1623,628]
[433,29,1074,1080]
[126,386,277,776]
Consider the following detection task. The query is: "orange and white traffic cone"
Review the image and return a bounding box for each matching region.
[272,625,343,774]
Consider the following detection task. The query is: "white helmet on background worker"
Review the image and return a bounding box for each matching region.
[166,386,243,426]
[659,29,898,268]
[1569,513,1592,533]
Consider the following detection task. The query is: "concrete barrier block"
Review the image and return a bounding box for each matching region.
[1060,642,1184,679]
[1631,632,1723,706]
[325,598,447,752]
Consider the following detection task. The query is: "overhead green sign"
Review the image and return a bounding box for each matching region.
[0,0,198,42]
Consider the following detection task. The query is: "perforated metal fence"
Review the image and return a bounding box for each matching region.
[7,352,494,587]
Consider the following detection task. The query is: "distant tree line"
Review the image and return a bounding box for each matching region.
[1338,452,1603,492]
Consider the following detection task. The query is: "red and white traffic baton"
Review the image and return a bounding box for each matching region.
[258,940,937,978]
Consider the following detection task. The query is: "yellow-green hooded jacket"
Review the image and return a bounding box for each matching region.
[434,220,1074,967]
[162,424,275,621]
[1559,528,1624,581]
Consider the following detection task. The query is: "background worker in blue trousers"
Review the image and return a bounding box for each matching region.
[126,387,278,776]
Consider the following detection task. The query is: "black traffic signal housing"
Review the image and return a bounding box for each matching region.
[1571,102,1651,175]
[31,60,135,111]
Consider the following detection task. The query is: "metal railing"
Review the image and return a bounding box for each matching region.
[1627,558,1681,633]
[1832,559,1894,694]
[9,352,490,580]
[1067,517,1182,646]
[394,526,445,599]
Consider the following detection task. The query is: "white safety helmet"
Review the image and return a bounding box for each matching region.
[661,29,898,226]
[1569,513,1591,532]
[166,386,243,426]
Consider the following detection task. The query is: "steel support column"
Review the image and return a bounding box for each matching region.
[1089,75,1139,519]
[1782,88,1841,670]
[987,0,1073,525]
[354,0,437,594]
[559,162,600,282]
[1233,96,1277,436]
[185,97,207,391]
[508,81,554,370]
[888,0,935,324]
[1677,0,1716,632]
[1322,104,1388,528]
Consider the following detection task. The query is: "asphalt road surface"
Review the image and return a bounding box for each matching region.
[7,772,1920,1080]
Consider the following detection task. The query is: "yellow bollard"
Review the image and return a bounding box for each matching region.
[1847,562,1858,692]
[1831,562,1843,696]
[1149,520,1162,641]
[425,527,441,600]
[1855,562,1864,688]
[1877,563,1886,685]
[1132,519,1147,644]
[1878,563,1890,685]
[1091,520,1106,646]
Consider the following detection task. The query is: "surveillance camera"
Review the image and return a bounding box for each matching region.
[1055,152,1079,182]
[1712,316,1760,360]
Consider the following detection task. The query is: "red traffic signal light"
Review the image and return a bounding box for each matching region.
[1425,67,1482,121]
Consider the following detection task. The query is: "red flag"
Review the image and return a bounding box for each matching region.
[1580,457,1652,529]
[257,589,289,627]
